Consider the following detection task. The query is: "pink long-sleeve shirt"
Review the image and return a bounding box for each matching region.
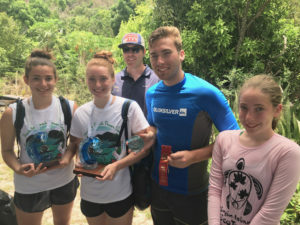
[208,130,300,225]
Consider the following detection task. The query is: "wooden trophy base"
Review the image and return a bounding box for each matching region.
[73,164,106,178]
[35,159,60,169]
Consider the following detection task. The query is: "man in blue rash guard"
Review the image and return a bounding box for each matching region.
[146,26,239,225]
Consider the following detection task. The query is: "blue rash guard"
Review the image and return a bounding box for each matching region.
[146,73,239,195]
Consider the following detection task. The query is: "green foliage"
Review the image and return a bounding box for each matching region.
[216,68,252,105]
[280,183,300,224]
[54,31,113,84]
[29,0,52,22]
[88,9,113,36]
[57,0,67,11]
[56,64,92,106]
[27,19,65,49]
[0,0,11,10]
[0,0,118,102]
[7,0,36,29]
[0,48,9,75]
[111,0,136,35]
[291,0,300,25]
[276,102,300,145]
[273,19,300,100]
[152,0,194,29]
[62,2,114,36]
[53,31,113,105]
[152,0,300,103]
[0,12,32,77]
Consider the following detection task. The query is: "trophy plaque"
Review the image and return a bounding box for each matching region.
[73,137,106,178]
[73,164,105,178]
[35,159,60,169]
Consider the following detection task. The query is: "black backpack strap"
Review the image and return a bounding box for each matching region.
[14,98,25,159]
[58,96,72,137]
[117,100,132,152]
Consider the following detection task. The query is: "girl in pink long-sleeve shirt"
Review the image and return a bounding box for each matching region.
[208,74,300,225]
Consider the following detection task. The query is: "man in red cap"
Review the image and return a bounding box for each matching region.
[112,33,159,115]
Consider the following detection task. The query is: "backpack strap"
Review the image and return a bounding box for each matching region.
[13,96,72,158]
[58,96,72,136]
[14,98,25,159]
[117,100,132,153]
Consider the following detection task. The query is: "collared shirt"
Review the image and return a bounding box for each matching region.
[112,64,159,116]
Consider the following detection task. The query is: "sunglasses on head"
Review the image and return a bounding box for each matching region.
[122,46,142,53]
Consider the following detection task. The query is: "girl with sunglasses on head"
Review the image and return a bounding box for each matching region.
[0,49,79,225]
[68,50,155,225]
[208,74,300,225]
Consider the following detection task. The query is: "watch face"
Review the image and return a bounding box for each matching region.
[26,130,64,164]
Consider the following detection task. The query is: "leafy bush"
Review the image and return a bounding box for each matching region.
[0,12,33,77]
[280,183,300,224]
[276,102,300,145]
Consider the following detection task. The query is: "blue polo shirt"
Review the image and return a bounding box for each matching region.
[112,65,159,116]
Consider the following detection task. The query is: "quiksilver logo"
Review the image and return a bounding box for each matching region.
[153,107,187,117]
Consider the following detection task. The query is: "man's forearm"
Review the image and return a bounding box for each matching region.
[190,142,214,164]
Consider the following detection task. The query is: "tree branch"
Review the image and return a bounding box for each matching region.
[234,0,251,66]
[234,0,272,67]
[247,0,272,30]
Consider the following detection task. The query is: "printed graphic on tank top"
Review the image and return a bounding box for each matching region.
[79,95,124,166]
[21,97,66,165]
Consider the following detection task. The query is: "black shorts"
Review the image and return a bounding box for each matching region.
[151,180,208,225]
[80,194,134,218]
[14,177,79,213]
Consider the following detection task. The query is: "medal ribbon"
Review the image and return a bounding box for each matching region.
[159,145,172,186]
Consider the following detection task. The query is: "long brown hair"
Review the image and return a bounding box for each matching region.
[25,49,56,78]
[239,74,282,130]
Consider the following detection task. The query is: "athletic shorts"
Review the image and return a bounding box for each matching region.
[14,176,79,213]
[151,180,208,225]
[80,194,134,218]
